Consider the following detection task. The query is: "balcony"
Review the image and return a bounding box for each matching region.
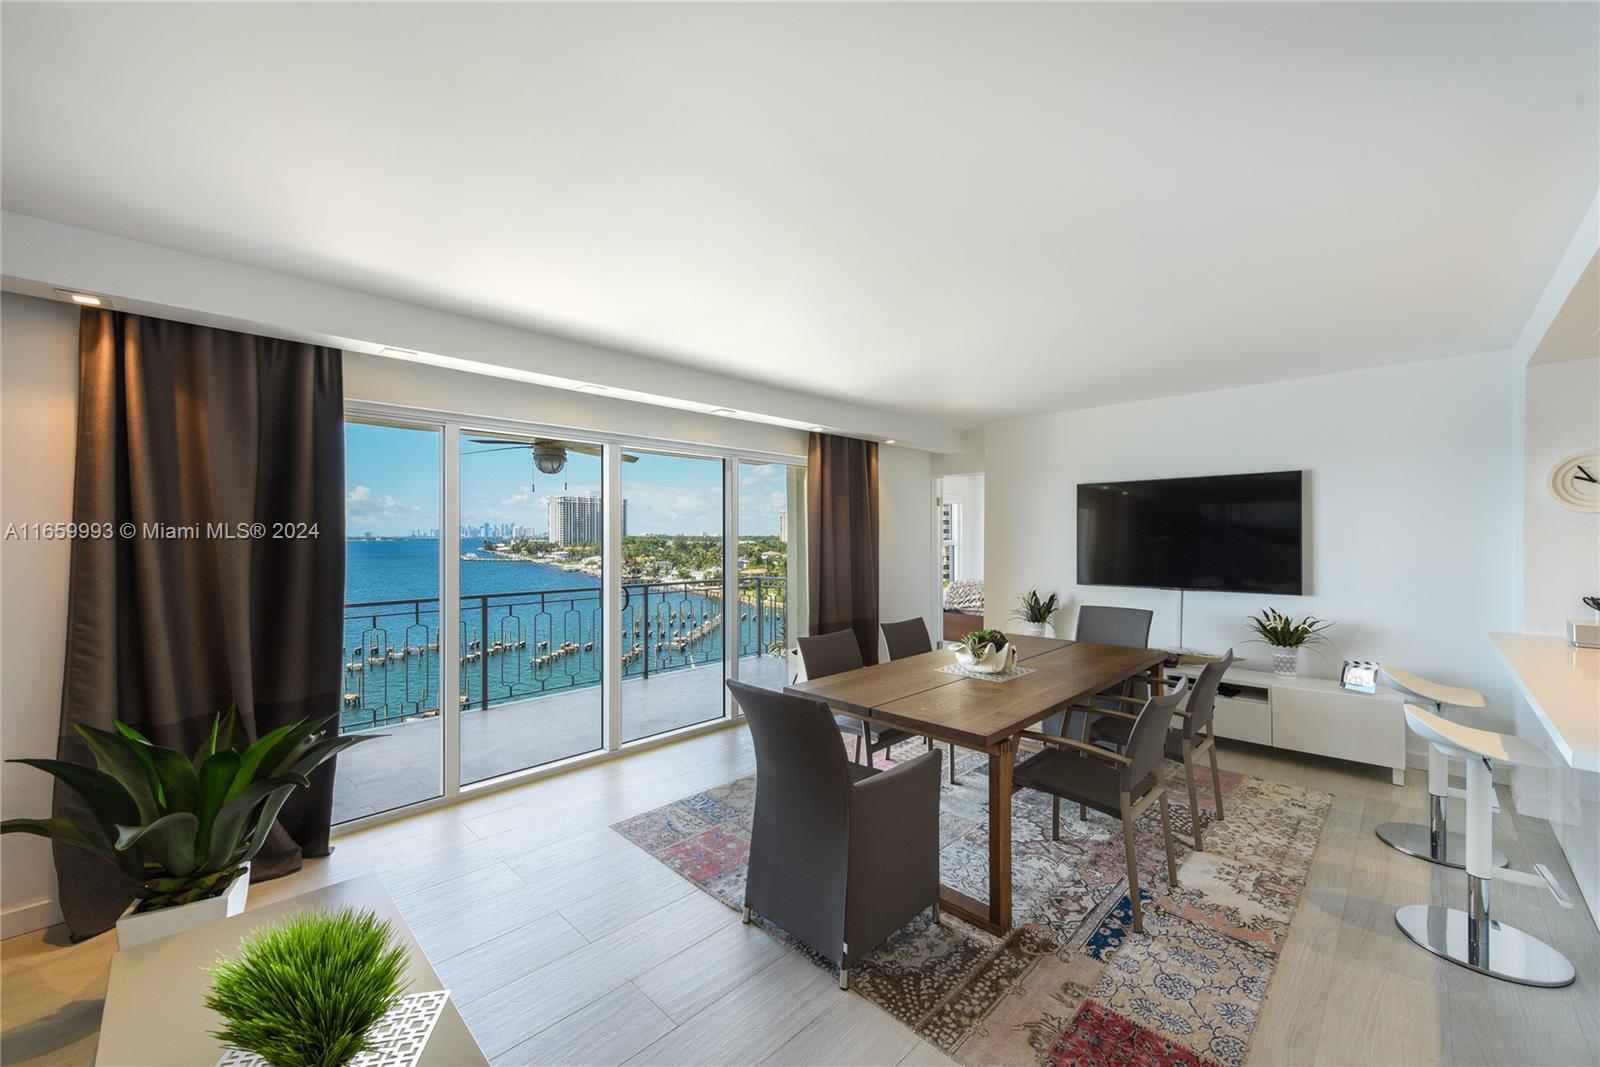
[333,577,790,822]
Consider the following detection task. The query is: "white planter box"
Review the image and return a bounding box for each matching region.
[116,865,250,951]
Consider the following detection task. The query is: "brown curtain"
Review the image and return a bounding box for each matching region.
[55,310,345,939]
[806,433,880,665]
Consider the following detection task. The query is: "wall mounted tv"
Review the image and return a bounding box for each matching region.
[1076,471,1304,594]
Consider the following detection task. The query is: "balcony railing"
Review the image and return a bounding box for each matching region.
[342,576,787,731]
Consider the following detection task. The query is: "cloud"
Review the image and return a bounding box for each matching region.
[346,485,371,503]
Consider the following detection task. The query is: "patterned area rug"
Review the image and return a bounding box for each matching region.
[612,739,1331,1067]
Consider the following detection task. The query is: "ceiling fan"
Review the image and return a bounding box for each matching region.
[465,437,637,491]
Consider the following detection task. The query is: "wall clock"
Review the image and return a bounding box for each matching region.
[1547,449,1600,512]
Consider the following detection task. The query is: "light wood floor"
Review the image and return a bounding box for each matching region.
[4,725,1598,1067]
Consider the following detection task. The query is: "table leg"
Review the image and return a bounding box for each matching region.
[987,736,1015,931]
[937,735,1017,935]
[1148,662,1166,696]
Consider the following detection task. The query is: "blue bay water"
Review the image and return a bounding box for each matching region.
[341,540,785,729]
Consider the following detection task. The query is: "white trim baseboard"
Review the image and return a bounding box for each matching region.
[2,896,63,940]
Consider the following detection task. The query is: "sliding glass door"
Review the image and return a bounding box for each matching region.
[735,460,806,692]
[336,420,444,824]
[619,448,727,742]
[457,431,605,785]
[335,407,805,825]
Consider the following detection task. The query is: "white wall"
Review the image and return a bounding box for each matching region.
[878,446,937,661]
[1521,357,1600,635]
[1,292,79,936]
[983,349,1520,751]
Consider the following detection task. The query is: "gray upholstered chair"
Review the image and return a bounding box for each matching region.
[1015,678,1187,933]
[797,630,913,765]
[1045,605,1155,739]
[1088,650,1232,849]
[727,680,942,989]
[879,617,959,784]
[880,617,933,660]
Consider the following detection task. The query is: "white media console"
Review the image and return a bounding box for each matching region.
[1167,661,1407,785]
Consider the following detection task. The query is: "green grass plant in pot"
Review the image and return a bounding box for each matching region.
[206,907,409,1067]
[1,707,372,946]
[1244,607,1332,677]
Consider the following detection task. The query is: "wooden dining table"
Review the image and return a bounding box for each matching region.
[785,633,1168,934]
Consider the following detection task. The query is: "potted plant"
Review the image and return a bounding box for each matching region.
[206,907,409,1067]
[1245,608,1332,677]
[2,707,372,948]
[1012,589,1060,638]
[953,628,1017,674]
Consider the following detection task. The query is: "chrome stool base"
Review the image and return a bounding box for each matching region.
[1375,821,1507,870]
[1395,904,1575,988]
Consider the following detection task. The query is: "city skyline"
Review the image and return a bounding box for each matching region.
[346,423,791,538]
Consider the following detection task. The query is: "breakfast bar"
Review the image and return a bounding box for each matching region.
[1491,632,1600,929]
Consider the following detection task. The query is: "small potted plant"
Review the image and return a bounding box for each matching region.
[1245,608,1332,677]
[206,907,410,1067]
[1012,589,1060,638]
[2,707,372,948]
[953,628,1017,674]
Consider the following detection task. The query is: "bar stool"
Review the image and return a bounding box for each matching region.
[1376,667,1506,870]
[1394,703,1575,987]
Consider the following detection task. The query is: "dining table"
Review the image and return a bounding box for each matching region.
[785,632,1168,934]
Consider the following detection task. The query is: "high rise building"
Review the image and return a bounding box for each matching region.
[548,494,620,544]
[778,509,788,541]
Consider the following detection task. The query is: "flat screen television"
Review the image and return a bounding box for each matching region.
[1076,471,1304,594]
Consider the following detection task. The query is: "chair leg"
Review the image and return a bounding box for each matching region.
[1208,744,1224,822]
[948,743,958,784]
[1121,796,1143,933]
[855,734,864,764]
[932,899,941,926]
[926,735,934,752]
[1052,796,1061,841]
[1158,789,1179,889]
[1184,745,1204,851]
[839,966,850,991]
[1079,801,1087,821]
[742,905,752,924]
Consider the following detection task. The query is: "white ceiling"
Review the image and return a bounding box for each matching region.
[3,3,1596,427]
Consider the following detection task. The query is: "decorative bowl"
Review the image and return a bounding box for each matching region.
[951,641,1017,674]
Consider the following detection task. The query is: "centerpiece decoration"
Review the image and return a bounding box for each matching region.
[1245,607,1332,677]
[206,908,410,1067]
[1,707,372,948]
[952,628,1017,674]
[1012,589,1060,638]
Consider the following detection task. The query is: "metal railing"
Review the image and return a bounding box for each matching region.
[342,576,786,730]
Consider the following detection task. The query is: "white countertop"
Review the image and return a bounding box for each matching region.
[1489,632,1600,772]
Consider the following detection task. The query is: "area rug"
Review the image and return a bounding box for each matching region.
[612,740,1331,1067]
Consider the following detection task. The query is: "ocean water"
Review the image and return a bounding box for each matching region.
[341,540,785,728]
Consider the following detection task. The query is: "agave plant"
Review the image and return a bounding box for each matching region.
[1244,608,1332,650]
[1012,589,1059,625]
[2,708,370,912]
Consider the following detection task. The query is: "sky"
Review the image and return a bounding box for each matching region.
[345,424,791,538]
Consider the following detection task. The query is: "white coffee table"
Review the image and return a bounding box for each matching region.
[97,874,487,1066]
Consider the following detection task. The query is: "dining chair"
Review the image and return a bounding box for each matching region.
[728,680,942,989]
[879,617,959,783]
[1044,605,1155,740]
[1087,650,1232,849]
[1014,678,1187,933]
[797,630,914,765]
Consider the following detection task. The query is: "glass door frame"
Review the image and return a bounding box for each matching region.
[336,398,804,832]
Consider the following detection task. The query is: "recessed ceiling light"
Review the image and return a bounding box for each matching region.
[577,384,608,393]
[884,439,897,445]
[811,426,827,433]
[55,288,106,307]
[710,407,736,416]
[379,346,418,357]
